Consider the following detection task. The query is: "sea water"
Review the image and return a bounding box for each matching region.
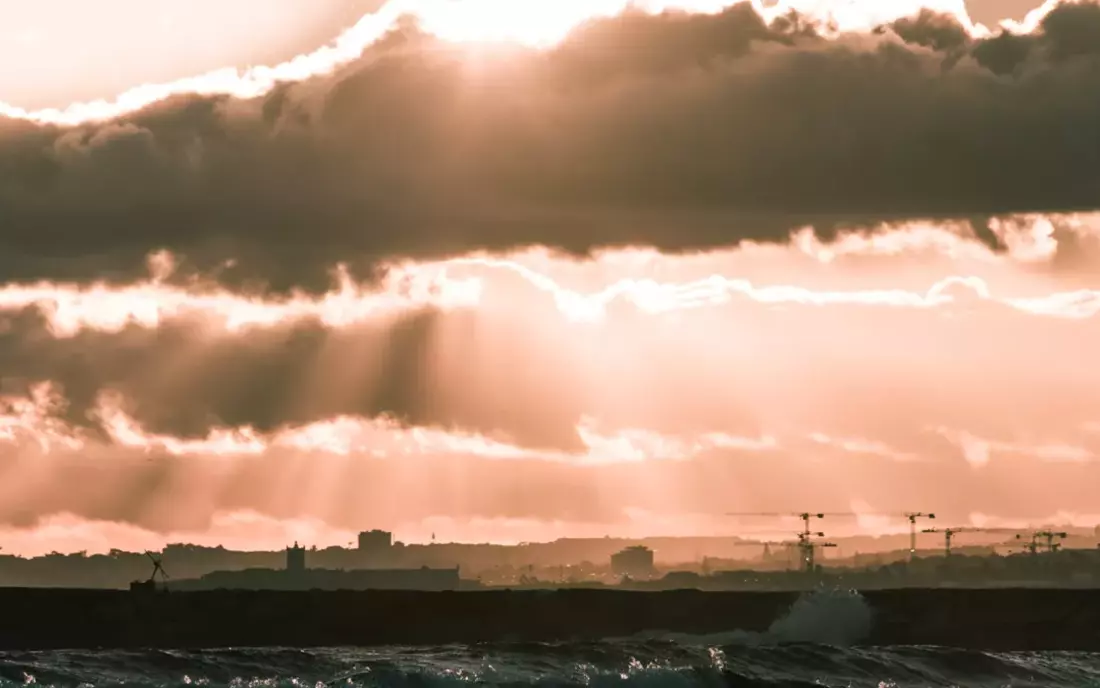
[2,589,1098,687]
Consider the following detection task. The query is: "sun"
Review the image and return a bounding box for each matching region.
[407,0,786,49]
[412,0,635,48]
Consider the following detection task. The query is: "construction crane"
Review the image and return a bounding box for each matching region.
[816,540,838,563]
[792,528,827,572]
[796,531,822,572]
[923,526,975,557]
[1016,532,1041,555]
[793,512,856,538]
[922,527,1018,557]
[1039,530,1068,552]
[1017,530,1067,554]
[795,531,837,572]
[725,512,856,538]
[726,512,854,572]
[900,512,936,560]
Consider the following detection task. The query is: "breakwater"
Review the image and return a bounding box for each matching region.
[2,587,1098,651]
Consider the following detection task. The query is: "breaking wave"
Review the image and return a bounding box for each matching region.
[1,590,1098,687]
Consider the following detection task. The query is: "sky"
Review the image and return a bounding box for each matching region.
[2,0,1100,556]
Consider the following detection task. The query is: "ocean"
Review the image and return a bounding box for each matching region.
[2,590,1098,688]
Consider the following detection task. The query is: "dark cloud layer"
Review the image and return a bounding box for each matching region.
[0,304,592,450]
[3,2,1100,291]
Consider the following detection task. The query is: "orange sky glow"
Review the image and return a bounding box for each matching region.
[3,214,1100,555]
[0,0,1056,122]
[1,0,1097,557]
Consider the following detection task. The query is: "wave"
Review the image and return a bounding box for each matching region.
[1,590,1099,687]
[5,643,1100,688]
[624,584,874,647]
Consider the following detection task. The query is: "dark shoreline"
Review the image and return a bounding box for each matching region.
[4,587,1098,652]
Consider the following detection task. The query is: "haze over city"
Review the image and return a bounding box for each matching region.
[1,0,1099,557]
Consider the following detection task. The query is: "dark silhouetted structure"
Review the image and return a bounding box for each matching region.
[163,539,462,591]
[7,588,1100,651]
[357,530,393,565]
[611,546,654,579]
[173,565,462,591]
[286,542,306,574]
[358,530,392,551]
[4,523,1100,591]
[129,551,169,593]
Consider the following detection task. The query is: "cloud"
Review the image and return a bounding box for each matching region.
[935,427,1095,467]
[1,235,1099,450]
[0,0,387,111]
[0,380,777,464]
[809,433,918,462]
[968,509,1100,530]
[4,0,1100,549]
[7,503,1096,558]
[4,395,1100,543]
[0,510,359,558]
[5,2,1100,290]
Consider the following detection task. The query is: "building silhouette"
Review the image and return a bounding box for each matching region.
[5,526,1100,591]
[160,537,463,591]
[286,542,306,575]
[357,530,394,566]
[611,546,655,579]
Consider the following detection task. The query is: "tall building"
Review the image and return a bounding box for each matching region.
[357,529,394,566]
[286,542,306,574]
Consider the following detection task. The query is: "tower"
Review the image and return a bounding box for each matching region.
[286,541,306,574]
